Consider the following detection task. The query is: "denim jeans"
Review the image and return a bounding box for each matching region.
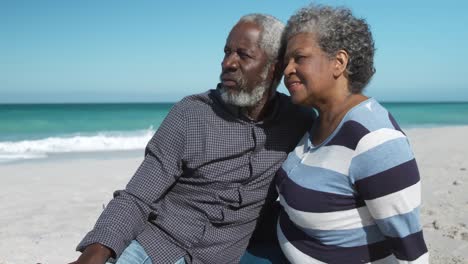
[239,243,288,264]
[107,240,185,264]
[110,240,285,264]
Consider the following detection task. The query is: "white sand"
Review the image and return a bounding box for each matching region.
[0,154,142,264]
[406,127,468,264]
[0,126,467,264]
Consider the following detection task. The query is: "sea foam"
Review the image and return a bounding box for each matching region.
[0,128,155,162]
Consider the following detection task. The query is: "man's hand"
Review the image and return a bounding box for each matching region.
[69,243,113,264]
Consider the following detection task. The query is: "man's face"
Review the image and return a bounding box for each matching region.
[219,21,272,107]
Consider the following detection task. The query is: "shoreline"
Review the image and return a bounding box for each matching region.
[1,126,467,263]
[0,149,144,166]
[1,124,468,164]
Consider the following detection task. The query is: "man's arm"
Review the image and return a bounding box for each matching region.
[72,101,188,263]
[247,181,280,246]
[69,243,112,264]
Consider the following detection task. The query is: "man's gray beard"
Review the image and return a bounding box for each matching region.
[219,67,270,107]
[219,84,267,107]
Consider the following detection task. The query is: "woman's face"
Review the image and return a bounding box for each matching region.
[283,33,336,106]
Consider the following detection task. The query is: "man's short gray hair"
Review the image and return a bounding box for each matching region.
[239,14,285,63]
[285,4,376,93]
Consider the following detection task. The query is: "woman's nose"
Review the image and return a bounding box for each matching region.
[283,60,295,76]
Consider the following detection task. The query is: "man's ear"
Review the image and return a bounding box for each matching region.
[333,50,349,78]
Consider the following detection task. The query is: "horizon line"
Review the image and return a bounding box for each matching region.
[2,100,468,105]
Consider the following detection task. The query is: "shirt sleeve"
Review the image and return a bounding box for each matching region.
[76,100,187,258]
[349,128,428,263]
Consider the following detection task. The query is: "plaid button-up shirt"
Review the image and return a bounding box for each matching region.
[77,88,315,263]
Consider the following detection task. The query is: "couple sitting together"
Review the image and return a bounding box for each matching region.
[71,3,428,264]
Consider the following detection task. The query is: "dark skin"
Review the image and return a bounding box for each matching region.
[284,32,367,145]
[69,243,112,264]
[70,21,278,264]
[220,21,278,121]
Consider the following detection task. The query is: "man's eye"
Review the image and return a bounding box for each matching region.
[239,52,251,59]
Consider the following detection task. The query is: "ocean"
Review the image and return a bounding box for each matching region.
[1,102,468,163]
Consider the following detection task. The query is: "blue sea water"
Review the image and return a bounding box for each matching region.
[1,102,468,162]
[383,102,468,128]
[0,103,173,162]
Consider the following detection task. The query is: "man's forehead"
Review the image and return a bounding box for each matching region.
[225,21,262,48]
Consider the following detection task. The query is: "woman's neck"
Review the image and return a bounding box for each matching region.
[312,92,368,146]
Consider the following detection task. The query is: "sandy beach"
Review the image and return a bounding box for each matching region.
[0,126,467,264]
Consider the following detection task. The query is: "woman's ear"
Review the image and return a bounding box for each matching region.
[333,50,349,78]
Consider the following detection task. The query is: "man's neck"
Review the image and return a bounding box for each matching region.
[240,91,274,121]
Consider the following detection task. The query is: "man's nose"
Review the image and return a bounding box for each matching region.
[222,53,239,72]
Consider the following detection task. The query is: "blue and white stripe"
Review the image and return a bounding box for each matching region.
[277,98,428,263]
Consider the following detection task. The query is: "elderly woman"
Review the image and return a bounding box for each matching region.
[275,4,429,264]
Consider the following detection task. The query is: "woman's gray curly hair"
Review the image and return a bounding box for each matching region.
[285,4,376,93]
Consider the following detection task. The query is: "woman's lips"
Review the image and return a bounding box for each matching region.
[286,81,302,93]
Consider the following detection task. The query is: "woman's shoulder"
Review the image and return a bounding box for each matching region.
[345,98,402,133]
[330,99,406,151]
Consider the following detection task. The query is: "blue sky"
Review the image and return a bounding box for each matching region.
[1,0,467,103]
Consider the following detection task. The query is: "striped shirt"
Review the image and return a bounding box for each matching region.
[276,98,428,264]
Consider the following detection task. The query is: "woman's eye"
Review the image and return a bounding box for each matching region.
[295,55,305,62]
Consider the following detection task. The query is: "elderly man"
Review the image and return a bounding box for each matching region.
[71,14,314,264]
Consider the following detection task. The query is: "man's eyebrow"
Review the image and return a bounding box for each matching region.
[238,48,253,53]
